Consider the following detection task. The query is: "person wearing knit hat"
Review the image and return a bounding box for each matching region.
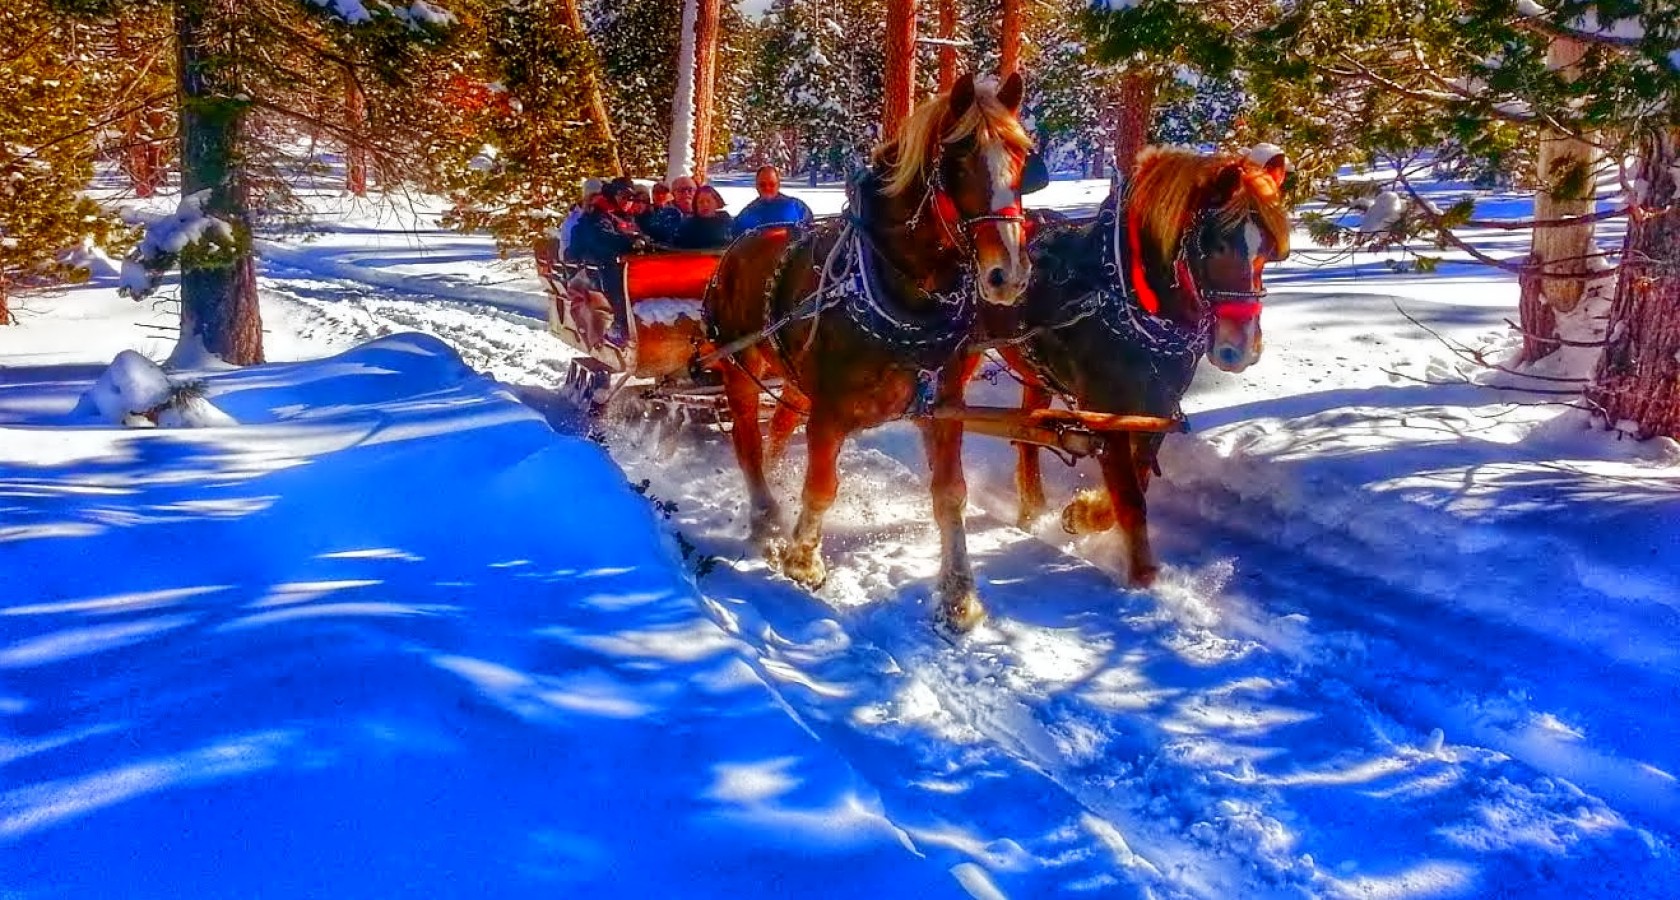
[559,177,607,263]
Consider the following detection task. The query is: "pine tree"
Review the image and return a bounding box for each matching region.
[1026,1,1123,175]
[710,3,759,167]
[750,0,883,177]
[431,0,619,254]
[588,0,683,175]
[49,0,458,365]
[1088,1,1680,436]
[0,3,131,324]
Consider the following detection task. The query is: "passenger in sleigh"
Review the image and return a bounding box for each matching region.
[732,165,814,236]
[673,186,733,249]
[638,182,686,245]
[564,176,654,349]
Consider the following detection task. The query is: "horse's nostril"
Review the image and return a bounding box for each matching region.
[987,268,1007,289]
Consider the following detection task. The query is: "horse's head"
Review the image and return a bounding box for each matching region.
[877,72,1035,306]
[1130,149,1291,373]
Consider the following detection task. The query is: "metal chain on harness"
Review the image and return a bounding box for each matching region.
[699,167,989,420]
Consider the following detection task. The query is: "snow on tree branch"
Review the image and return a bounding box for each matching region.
[120,191,238,302]
[304,0,455,31]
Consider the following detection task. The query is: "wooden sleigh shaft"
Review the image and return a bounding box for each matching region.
[931,405,1186,458]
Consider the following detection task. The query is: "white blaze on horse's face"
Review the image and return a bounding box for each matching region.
[972,143,1031,307]
[1206,218,1268,374]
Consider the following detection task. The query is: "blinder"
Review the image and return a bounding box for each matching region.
[1175,207,1271,322]
[1021,151,1050,195]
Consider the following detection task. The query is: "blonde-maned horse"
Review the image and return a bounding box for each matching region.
[705,73,1034,630]
[983,146,1291,586]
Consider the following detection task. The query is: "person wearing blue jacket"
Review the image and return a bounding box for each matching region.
[731,165,814,236]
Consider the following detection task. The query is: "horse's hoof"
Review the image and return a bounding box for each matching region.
[1060,489,1114,535]
[780,544,827,590]
[1128,564,1160,589]
[939,590,986,633]
[1016,503,1047,531]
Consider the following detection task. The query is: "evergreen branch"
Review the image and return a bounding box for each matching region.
[1503,318,1610,348]
[1510,15,1644,53]
[1394,301,1589,383]
[1386,171,1530,277]
[247,5,364,72]
[1411,59,1610,149]
[1462,206,1628,231]
[1,25,58,66]
[1326,52,1571,132]
[3,90,174,168]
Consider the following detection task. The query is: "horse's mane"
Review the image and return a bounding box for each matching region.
[1130,147,1291,262]
[873,80,1034,198]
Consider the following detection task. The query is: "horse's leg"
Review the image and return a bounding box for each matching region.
[1096,434,1158,587]
[779,413,844,589]
[765,385,807,466]
[721,360,784,555]
[1014,380,1053,529]
[925,355,985,631]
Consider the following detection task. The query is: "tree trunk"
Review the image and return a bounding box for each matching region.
[175,0,263,366]
[690,0,721,182]
[1517,268,1559,362]
[0,279,12,326]
[665,0,700,182]
[1112,69,1159,178]
[1519,35,1600,363]
[936,0,955,92]
[1587,128,1680,439]
[116,20,164,198]
[559,0,623,176]
[999,0,1021,78]
[883,0,916,141]
[345,69,368,196]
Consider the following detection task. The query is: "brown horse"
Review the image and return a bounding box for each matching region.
[704,73,1034,629]
[984,147,1291,586]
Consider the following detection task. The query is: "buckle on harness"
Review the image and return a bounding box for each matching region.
[911,368,941,417]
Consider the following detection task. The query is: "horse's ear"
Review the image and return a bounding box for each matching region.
[998,72,1024,113]
[1208,163,1245,206]
[949,74,976,120]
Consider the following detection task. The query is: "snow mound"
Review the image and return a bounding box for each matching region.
[3,332,960,898]
[76,350,237,427]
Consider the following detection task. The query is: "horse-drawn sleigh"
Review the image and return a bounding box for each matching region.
[540,73,1290,632]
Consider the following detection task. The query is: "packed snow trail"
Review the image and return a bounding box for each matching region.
[266,268,1679,898]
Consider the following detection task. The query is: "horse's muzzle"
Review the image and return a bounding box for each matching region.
[977,261,1030,306]
[1207,317,1262,373]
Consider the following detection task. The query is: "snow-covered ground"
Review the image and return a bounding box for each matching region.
[3,172,1678,898]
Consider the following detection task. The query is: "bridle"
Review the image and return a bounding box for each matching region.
[908,142,1028,258]
[1171,207,1269,326]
